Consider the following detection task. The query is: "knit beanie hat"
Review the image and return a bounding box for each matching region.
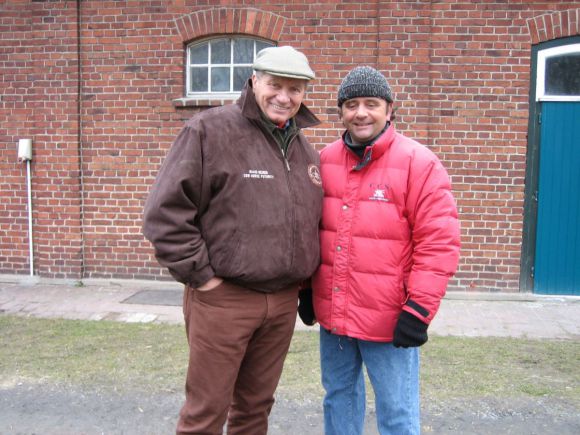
[337,66,393,107]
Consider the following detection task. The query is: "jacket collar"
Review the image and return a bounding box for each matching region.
[238,78,321,129]
[342,123,396,170]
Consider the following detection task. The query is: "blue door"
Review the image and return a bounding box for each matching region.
[534,102,580,295]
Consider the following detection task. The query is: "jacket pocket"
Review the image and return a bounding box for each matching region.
[211,229,243,278]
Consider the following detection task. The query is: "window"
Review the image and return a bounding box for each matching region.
[536,44,580,101]
[186,37,275,98]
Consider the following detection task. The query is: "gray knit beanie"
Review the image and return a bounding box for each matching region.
[337,66,393,107]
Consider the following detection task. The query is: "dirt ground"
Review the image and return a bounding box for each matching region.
[1,382,578,434]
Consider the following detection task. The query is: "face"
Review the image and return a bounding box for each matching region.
[340,97,392,144]
[252,72,307,125]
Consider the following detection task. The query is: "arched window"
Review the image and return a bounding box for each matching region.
[187,37,275,98]
[536,43,580,101]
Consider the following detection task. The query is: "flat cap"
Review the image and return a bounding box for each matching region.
[252,46,315,80]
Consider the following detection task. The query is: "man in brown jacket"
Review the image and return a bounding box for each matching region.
[143,46,322,435]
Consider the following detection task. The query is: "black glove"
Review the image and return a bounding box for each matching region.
[393,310,428,348]
[298,288,316,326]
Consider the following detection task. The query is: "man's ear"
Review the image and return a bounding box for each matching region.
[386,102,394,121]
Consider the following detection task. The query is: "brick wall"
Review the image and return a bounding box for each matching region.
[1,0,83,278]
[1,1,579,291]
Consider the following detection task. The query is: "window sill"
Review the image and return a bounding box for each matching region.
[172,96,239,108]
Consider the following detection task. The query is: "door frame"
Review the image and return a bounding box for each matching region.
[520,35,580,292]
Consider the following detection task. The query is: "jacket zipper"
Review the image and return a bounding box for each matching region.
[263,126,299,272]
[282,131,299,172]
[283,131,300,271]
[282,151,291,171]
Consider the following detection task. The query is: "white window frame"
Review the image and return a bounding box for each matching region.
[536,43,580,102]
[185,36,274,100]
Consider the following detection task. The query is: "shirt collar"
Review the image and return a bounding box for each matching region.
[343,121,390,156]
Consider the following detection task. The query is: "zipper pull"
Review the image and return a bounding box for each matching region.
[280,148,291,172]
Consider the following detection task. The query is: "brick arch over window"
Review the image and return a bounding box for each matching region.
[174,8,286,43]
[527,9,580,44]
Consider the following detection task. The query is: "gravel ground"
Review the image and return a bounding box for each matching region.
[1,383,578,434]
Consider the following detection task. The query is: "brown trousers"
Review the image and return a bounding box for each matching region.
[176,281,299,435]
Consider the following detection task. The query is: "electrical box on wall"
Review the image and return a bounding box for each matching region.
[18,138,32,161]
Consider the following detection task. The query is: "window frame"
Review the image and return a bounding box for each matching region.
[536,43,580,102]
[185,36,275,100]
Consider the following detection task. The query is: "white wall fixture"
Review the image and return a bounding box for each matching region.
[18,139,34,276]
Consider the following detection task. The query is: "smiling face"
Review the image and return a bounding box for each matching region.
[252,72,308,125]
[340,97,393,144]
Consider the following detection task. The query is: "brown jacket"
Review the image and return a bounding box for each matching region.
[143,81,322,292]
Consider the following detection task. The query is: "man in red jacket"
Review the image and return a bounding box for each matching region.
[304,66,460,434]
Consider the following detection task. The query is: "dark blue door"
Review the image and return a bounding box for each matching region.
[534,102,580,295]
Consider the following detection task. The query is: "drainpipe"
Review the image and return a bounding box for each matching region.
[18,138,34,276]
[77,0,85,279]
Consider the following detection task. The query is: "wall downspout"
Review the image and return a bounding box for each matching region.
[76,0,86,280]
[426,0,434,147]
[376,0,381,69]
[26,156,33,275]
[17,139,34,276]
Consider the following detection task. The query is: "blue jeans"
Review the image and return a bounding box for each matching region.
[320,328,420,435]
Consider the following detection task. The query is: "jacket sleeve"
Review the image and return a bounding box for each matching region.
[142,125,215,287]
[404,149,461,324]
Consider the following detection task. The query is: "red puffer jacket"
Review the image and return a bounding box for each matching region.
[312,125,460,342]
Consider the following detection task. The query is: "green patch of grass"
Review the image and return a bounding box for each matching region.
[278,329,323,398]
[0,315,188,393]
[1,315,578,406]
[518,383,552,397]
[421,336,580,403]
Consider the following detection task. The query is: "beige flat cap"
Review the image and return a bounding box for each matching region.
[252,46,315,80]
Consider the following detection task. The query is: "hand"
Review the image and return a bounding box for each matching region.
[393,311,428,348]
[197,276,223,291]
[298,288,316,326]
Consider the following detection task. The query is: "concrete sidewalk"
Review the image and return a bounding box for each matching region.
[1,274,579,340]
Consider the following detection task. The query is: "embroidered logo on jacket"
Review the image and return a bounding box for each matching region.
[243,169,274,180]
[308,164,322,187]
[368,183,391,202]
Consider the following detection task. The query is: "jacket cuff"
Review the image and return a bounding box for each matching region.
[188,264,215,289]
[402,298,431,324]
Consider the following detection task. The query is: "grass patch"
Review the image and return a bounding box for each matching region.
[421,336,580,402]
[0,315,187,393]
[278,328,323,398]
[1,315,578,406]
